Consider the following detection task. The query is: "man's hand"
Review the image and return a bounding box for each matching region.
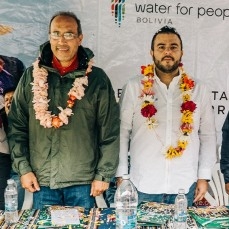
[225,183,229,194]
[20,172,40,193]
[193,179,209,203]
[90,180,109,197]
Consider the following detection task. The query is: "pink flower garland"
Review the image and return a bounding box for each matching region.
[31,59,93,128]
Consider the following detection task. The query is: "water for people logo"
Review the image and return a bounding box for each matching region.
[111,0,126,27]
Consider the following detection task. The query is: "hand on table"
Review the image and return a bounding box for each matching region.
[193,179,208,203]
[90,180,109,197]
[20,172,40,193]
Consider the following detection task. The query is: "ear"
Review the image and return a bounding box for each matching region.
[150,49,153,57]
[78,34,83,45]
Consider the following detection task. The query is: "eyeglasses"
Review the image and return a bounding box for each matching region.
[50,32,78,40]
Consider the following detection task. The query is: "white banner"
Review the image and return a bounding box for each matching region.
[0,0,228,144]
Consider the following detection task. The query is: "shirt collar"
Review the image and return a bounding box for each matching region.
[52,55,78,76]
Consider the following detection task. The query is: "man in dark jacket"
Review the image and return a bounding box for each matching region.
[220,111,229,194]
[8,11,120,209]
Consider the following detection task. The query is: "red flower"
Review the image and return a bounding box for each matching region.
[67,99,75,108]
[181,101,197,112]
[141,104,157,118]
[141,66,146,74]
[69,95,77,101]
[183,76,195,89]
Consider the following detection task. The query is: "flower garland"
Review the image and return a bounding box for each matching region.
[140,64,197,159]
[31,59,93,128]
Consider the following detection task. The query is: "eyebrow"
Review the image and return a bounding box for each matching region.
[51,30,75,34]
[157,43,179,46]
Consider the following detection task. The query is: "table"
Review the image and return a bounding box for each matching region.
[0,207,199,229]
[1,205,229,229]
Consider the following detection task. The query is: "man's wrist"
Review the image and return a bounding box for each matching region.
[94,174,110,182]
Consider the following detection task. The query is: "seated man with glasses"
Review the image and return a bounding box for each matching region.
[7,11,119,209]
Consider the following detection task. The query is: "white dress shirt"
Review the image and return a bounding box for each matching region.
[116,71,217,194]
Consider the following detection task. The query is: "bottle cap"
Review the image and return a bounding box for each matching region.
[122,174,130,179]
[178,188,185,194]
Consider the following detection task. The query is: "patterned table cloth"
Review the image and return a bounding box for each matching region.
[0,206,201,229]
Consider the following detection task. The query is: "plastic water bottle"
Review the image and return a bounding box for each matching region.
[4,179,18,224]
[114,174,138,229]
[173,188,187,229]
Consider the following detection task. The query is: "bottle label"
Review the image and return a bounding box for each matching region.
[5,195,18,211]
[174,210,187,222]
[116,208,137,229]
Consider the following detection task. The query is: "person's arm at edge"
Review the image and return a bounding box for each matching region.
[220,112,229,194]
[91,69,120,196]
[194,84,217,202]
[7,67,40,192]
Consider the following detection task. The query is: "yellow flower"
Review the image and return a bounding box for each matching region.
[182,93,190,102]
[166,146,179,159]
[178,140,188,149]
[142,101,152,108]
[182,110,193,124]
[180,83,186,92]
[144,81,153,89]
[143,65,153,76]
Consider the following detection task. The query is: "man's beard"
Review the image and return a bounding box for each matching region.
[153,55,181,73]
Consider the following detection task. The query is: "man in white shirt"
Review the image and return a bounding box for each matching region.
[116,26,216,206]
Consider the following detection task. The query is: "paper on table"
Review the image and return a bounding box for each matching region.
[51,208,80,226]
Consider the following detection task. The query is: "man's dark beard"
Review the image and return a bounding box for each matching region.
[153,56,181,73]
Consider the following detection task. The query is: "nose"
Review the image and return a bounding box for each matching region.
[164,47,172,54]
[58,35,67,43]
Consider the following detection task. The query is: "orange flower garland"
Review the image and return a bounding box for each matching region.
[140,65,157,128]
[140,64,197,159]
[31,59,93,128]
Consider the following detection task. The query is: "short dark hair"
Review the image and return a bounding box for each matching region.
[3,86,16,96]
[151,26,183,51]
[48,11,82,35]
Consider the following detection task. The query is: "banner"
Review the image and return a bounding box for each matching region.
[0,0,228,145]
